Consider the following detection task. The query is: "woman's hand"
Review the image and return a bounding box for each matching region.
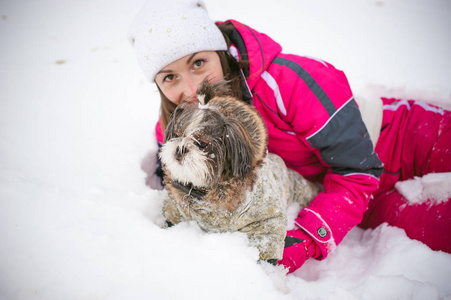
[279,228,321,273]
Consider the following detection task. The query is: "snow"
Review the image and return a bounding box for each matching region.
[395,172,451,205]
[1,0,451,299]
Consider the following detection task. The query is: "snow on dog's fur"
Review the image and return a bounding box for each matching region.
[160,79,320,262]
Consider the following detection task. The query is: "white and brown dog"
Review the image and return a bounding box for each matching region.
[159,79,320,262]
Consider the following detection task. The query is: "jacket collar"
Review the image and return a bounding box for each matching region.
[221,20,283,90]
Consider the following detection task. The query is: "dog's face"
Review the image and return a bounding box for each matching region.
[160,101,257,189]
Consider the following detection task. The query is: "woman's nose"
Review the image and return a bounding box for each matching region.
[182,76,202,102]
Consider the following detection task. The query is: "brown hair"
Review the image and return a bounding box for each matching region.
[158,22,249,133]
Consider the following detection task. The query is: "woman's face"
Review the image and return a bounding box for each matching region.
[155,51,224,105]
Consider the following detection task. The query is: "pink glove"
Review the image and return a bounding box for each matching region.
[278,228,322,273]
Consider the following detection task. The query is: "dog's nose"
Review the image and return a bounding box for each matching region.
[175,145,188,161]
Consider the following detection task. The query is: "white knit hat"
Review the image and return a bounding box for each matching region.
[128,0,227,82]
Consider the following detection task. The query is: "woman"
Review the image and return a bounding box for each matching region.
[129,0,451,273]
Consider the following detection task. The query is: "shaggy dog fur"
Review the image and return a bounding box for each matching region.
[159,80,320,262]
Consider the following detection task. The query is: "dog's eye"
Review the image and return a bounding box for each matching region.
[195,140,208,149]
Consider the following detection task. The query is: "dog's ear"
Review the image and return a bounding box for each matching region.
[223,119,257,178]
[164,106,184,143]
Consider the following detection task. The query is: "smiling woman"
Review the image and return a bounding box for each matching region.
[128,0,451,274]
[156,47,248,131]
[155,51,224,104]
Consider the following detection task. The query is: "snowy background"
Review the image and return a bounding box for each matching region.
[1,0,451,299]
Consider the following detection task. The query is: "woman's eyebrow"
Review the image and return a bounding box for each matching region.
[186,53,199,65]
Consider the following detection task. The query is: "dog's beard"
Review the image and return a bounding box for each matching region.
[160,139,213,188]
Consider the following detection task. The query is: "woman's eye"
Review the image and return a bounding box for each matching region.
[193,59,205,68]
[163,74,175,82]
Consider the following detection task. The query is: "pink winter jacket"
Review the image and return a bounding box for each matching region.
[156,20,384,259]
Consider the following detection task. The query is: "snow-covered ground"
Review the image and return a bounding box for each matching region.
[1,0,451,299]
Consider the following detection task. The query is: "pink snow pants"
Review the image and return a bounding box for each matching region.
[360,98,451,253]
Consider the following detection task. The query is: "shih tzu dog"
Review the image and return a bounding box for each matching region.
[159,79,320,263]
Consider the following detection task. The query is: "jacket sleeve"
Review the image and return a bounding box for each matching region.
[141,120,165,190]
[270,56,384,258]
